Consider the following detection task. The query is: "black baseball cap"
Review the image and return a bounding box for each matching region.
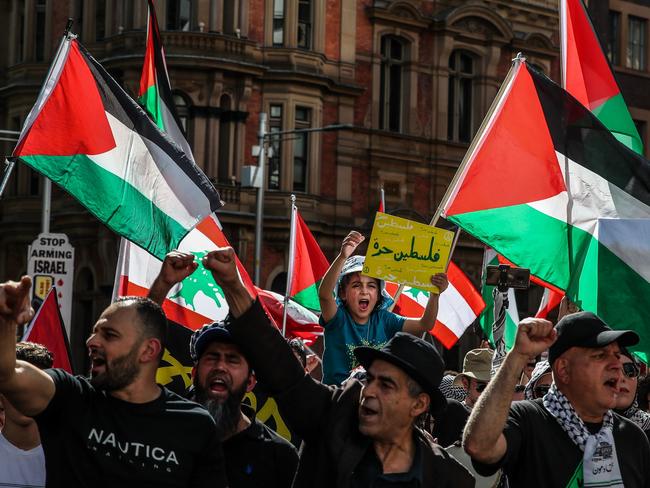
[354,332,447,413]
[189,321,234,363]
[548,311,639,364]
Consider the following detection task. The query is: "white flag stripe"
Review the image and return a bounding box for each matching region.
[437,283,480,337]
[88,112,210,230]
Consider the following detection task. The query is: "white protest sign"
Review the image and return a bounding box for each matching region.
[27,233,75,335]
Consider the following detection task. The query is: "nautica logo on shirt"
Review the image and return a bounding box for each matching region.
[87,428,179,465]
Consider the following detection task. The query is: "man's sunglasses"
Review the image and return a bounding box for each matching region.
[534,385,550,398]
[475,382,488,393]
[623,362,640,379]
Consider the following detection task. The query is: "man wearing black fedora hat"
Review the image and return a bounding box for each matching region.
[464,312,650,487]
[200,246,474,488]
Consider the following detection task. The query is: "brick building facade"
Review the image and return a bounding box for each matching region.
[0,0,566,370]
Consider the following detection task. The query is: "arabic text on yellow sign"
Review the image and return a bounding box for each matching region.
[363,213,455,293]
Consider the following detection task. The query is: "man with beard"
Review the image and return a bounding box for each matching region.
[0,276,227,488]
[188,321,299,487]
[165,247,473,488]
[148,251,298,487]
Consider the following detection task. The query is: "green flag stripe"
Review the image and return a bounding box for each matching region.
[291,282,321,312]
[21,154,187,259]
[451,204,650,360]
[139,83,165,131]
[591,93,643,155]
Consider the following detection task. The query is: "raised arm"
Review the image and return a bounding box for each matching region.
[204,247,337,441]
[148,251,198,305]
[318,231,365,323]
[0,277,55,416]
[402,273,448,335]
[463,317,556,464]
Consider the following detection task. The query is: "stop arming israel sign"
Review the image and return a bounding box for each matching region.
[27,233,75,335]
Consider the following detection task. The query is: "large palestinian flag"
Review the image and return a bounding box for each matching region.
[287,207,330,312]
[561,0,643,154]
[13,36,220,259]
[441,60,650,359]
[139,0,193,158]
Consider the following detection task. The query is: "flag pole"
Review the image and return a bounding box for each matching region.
[388,54,526,311]
[379,185,385,212]
[0,158,16,199]
[282,194,297,336]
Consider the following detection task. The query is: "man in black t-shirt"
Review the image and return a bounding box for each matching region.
[463,311,650,487]
[188,321,299,488]
[0,276,227,488]
[148,251,299,488]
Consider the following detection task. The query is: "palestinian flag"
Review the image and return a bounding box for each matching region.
[287,208,329,311]
[441,60,650,360]
[561,0,643,154]
[22,286,73,373]
[386,261,485,348]
[13,36,221,260]
[479,249,520,350]
[139,0,193,158]
[535,287,565,320]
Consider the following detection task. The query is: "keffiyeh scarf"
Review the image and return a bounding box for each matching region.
[543,384,623,488]
[622,401,650,432]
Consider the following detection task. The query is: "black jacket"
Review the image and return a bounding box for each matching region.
[227,299,475,488]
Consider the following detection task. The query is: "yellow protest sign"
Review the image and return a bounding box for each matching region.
[363,213,455,293]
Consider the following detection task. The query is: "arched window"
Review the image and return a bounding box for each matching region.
[448,50,475,143]
[166,0,192,31]
[379,36,407,132]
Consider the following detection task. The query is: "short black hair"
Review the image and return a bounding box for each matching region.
[16,342,54,370]
[115,297,168,356]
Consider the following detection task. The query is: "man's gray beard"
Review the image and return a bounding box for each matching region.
[194,378,247,441]
[90,344,140,392]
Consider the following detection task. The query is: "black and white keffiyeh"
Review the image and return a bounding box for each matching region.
[622,401,650,432]
[543,384,623,488]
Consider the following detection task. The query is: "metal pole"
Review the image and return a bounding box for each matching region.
[254,113,267,286]
[41,177,51,234]
[282,195,297,336]
[0,158,16,199]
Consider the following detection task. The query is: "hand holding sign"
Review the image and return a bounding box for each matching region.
[340,231,364,259]
[363,213,455,293]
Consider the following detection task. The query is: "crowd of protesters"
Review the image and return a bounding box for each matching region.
[1,231,650,487]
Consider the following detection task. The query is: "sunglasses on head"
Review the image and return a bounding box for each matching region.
[514,385,526,393]
[623,362,640,379]
[534,385,550,398]
[475,382,488,393]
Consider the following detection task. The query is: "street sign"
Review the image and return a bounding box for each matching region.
[27,233,75,336]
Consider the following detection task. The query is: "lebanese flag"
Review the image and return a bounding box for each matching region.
[13,36,221,260]
[441,61,650,361]
[255,288,323,345]
[386,262,485,348]
[115,214,256,331]
[287,209,329,312]
[139,0,194,159]
[22,287,73,373]
[561,0,643,153]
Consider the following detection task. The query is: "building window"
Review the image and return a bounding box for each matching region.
[172,92,192,139]
[273,0,285,46]
[627,16,647,71]
[268,105,282,190]
[167,0,191,31]
[379,36,405,132]
[35,0,46,60]
[293,107,310,192]
[218,95,233,184]
[448,50,475,143]
[95,0,106,40]
[608,11,621,65]
[297,0,312,49]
